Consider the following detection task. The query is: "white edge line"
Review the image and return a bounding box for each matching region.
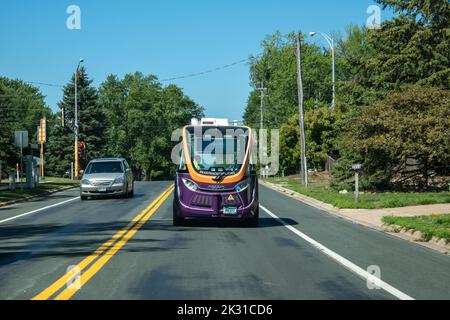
[260,204,415,301]
[0,197,80,224]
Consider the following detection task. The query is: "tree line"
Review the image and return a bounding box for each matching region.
[0,69,203,181]
[243,0,449,191]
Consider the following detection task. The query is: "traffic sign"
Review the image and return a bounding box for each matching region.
[14,131,28,149]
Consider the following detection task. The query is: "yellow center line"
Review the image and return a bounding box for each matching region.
[54,186,174,300]
[32,185,174,300]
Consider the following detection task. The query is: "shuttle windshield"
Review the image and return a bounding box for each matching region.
[184,126,250,177]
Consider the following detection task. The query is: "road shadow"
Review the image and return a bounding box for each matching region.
[0,220,174,269]
[127,264,277,300]
[0,215,297,269]
[85,193,146,201]
[174,217,298,229]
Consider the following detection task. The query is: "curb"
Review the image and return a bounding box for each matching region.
[0,185,78,208]
[382,224,450,254]
[260,180,450,255]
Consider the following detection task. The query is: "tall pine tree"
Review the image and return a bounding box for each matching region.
[0,84,17,176]
[46,67,105,176]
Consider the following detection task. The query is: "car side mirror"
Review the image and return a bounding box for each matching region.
[79,170,84,175]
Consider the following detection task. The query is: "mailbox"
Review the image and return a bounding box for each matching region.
[349,164,363,172]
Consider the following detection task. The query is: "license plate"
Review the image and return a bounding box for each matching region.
[223,207,238,215]
[98,187,107,192]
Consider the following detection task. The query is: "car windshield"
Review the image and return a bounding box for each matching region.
[185,126,249,176]
[85,162,123,174]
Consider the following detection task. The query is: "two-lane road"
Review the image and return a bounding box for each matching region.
[0,182,449,300]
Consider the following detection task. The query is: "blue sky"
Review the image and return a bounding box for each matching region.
[0,0,390,120]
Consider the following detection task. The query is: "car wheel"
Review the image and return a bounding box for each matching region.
[81,195,88,201]
[173,200,184,226]
[122,184,129,198]
[129,184,134,197]
[245,207,259,228]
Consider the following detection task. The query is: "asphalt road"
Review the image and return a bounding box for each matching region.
[0,182,449,300]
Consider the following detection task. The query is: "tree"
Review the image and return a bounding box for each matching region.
[335,86,450,191]
[0,77,53,176]
[0,84,17,176]
[375,0,449,28]
[279,104,347,175]
[46,67,104,176]
[99,72,203,180]
[45,114,74,177]
[242,1,449,191]
[244,32,339,128]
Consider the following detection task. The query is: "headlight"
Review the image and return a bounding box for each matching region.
[182,178,199,191]
[81,179,91,185]
[114,177,124,184]
[235,180,250,192]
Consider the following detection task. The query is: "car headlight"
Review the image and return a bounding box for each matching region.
[114,177,124,184]
[235,180,250,192]
[81,179,91,185]
[182,178,199,191]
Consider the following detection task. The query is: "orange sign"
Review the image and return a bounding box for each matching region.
[39,118,46,143]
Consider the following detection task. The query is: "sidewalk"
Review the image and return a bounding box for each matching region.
[261,181,450,254]
[338,205,450,229]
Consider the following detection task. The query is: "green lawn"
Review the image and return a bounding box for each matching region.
[383,215,450,242]
[0,177,78,204]
[266,175,450,209]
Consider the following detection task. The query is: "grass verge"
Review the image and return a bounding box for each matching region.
[0,177,78,204]
[267,175,450,209]
[383,215,450,242]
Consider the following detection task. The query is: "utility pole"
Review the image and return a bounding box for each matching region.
[296,32,308,186]
[257,81,267,179]
[331,38,336,109]
[20,134,23,191]
[74,58,84,179]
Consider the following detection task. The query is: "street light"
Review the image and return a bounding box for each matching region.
[309,32,335,108]
[296,33,308,187]
[256,81,267,179]
[74,58,84,179]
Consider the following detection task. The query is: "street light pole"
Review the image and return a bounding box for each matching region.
[309,32,335,108]
[257,81,267,179]
[74,58,84,179]
[296,32,308,187]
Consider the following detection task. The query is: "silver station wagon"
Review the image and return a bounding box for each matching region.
[80,158,134,200]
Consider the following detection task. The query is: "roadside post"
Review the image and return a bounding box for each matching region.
[14,131,28,192]
[8,171,15,190]
[38,117,47,180]
[25,156,38,189]
[349,164,363,203]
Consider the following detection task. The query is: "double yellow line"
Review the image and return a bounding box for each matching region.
[33,184,174,300]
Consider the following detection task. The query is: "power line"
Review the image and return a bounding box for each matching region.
[24,81,64,88]
[160,57,254,82]
[2,54,259,93]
